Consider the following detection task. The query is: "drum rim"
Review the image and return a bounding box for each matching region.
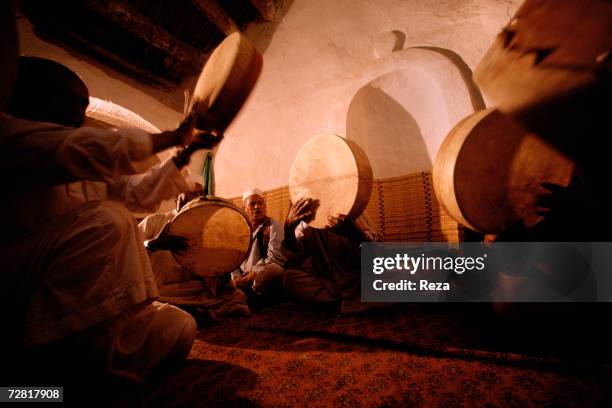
[433,107,574,233]
[288,132,373,228]
[168,196,254,277]
[189,32,263,131]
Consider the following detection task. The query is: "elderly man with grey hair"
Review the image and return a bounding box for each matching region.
[232,188,286,297]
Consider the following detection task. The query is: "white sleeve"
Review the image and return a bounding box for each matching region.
[0,116,158,187]
[281,221,308,265]
[107,157,193,213]
[138,212,173,240]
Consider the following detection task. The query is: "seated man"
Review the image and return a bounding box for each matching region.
[6,57,206,210]
[232,188,286,297]
[0,56,220,382]
[282,197,381,313]
[139,189,249,318]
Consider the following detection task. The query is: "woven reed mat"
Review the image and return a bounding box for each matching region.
[230,172,463,242]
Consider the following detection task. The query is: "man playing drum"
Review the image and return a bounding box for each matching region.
[0,55,219,382]
[282,197,381,313]
[139,189,250,318]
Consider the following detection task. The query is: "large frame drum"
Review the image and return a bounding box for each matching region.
[189,32,263,132]
[289,133,373,229]
[433,108,574,233]
[167,197,252,277]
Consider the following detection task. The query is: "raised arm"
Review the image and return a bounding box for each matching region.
[0,112,220,190]
[282,197,315,253]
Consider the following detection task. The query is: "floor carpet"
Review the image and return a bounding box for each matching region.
[104,303,612,407]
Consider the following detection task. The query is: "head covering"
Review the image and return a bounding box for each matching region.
[242,188,264,203]
[7,56,89,127]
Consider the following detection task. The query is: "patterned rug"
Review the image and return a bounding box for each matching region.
[101,304,612,407]
[243,303,612,364]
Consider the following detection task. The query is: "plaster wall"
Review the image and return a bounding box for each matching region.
[15,0,523,201]
[210,0,522,198]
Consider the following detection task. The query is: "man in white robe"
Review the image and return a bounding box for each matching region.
[0,56,219,381]
[139,189,250,318]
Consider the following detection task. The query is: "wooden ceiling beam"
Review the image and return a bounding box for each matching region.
[188,0,240,35]
[84,0,205,75]
[54,27,179,89]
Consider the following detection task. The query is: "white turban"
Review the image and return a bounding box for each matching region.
[242,188,264,203]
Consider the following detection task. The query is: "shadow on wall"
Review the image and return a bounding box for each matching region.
[346,85,432,179]
[413,46,486,111]
[245,0,296,54]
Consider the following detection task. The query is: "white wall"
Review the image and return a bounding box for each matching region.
[16,0,522,200]
[209,0,522,198]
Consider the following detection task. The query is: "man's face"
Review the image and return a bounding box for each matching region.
[244,194,266,224]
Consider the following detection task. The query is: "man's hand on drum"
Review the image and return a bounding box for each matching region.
[327,214,364,241]
[533,179,601,239]
[285,197,316,229]
[176,111,223,148]
[171,113,224,168]
[152,112,223,159]
[326,213,347,229]
[146,227,189,253]
[283,198,316,252]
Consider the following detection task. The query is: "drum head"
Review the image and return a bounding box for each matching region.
[289,133,373,229]
[168,198,252,277]
[433,108,575,233]
[189,32,262,132]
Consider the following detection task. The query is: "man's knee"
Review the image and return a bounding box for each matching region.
[253,263,285,294]
[94,201,136,234]
[107,301,196,381]
[46,200,145,283]
[282,268,336,303]
[76,200,138,243]
[162,304,197,360]
[282,268,302,296]
[261,263,285,280]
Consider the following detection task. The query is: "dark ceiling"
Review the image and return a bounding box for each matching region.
[20,0,274,89]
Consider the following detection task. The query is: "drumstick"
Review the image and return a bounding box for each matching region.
[183,89,190,116]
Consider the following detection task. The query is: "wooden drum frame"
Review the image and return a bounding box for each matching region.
[167,197,252,277]
[189,32,263,132]
[289,133,373,229]
[433,108,575,234]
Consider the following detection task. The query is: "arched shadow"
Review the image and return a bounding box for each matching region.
[390,30,406,52]
[346,84,432,178]
[413,46,486,111]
